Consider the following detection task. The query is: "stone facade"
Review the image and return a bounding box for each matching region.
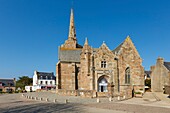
[56,9,144,98]
[151,57,170,92]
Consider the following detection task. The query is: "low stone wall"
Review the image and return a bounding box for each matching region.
[77,90,97,98]
[97,92,109,97]
[56,89,97,98]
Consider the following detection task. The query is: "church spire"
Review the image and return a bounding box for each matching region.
[84,37,88,46]
[68,8,76,41]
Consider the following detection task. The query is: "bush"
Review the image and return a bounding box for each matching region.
[134,92,142,94]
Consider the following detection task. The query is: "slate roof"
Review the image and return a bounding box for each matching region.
[164,62,170,71]
[145,71,151,75]
[59,49,82,62]
[76,43,83,48]
[0,79,15,87]
[145,71,151,78]
[37,72,55,80]
[112,43,123,54]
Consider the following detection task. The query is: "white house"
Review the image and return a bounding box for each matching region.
[26,71,56,92]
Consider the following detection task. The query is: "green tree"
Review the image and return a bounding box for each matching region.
[16,76,33,90]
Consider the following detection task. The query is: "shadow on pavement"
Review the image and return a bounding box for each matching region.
[1,103,84,113]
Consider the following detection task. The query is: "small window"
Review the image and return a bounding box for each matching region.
[51,76,53,80]
[46,76,48,80]
[101,61,107,68]
[45,81,48,85]
[40,81,43,84]
[50,81,52,85]
[125,67,130,84]
[40,76,43,79]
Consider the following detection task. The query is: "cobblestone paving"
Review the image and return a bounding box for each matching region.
[0,93,124,113]
[0,92,170,113]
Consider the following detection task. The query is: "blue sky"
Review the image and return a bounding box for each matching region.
[0,0,170,79]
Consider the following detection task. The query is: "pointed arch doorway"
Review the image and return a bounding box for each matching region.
[98,76,108,92]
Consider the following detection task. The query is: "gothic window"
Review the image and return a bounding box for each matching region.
[125,67,130,84]
[101,61,107,68]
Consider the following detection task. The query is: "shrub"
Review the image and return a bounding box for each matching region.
[134,92,142,94]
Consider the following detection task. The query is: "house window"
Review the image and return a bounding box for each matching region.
[40,81,43,84]
[45,81,48,85]
[40,76,43,79]
[50,81,52,85]
[46,76,48,80]
[125,67,130,84]
[51,76,53,80]
[101,61,106,68]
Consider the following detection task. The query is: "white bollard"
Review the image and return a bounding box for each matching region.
[65,99,68,103]
[109,97,112,102]
[123,95,126,99]
[97,98,100,103]
[54,99,57,103]
[46,98,49,102]
[35,97,37,100]
[118,96,120,100]
[40,97,43,101]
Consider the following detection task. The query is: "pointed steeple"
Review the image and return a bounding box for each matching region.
[68,8,76,41]
[84,37,88,46]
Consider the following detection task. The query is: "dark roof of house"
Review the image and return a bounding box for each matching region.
[164,62,170,71]
[0,79,15,87]
[37,72,55,80]
[145,71,151,75]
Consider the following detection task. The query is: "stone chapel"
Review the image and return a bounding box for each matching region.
[56,9,144,98]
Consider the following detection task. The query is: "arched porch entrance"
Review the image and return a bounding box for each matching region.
[98,75,109,92]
